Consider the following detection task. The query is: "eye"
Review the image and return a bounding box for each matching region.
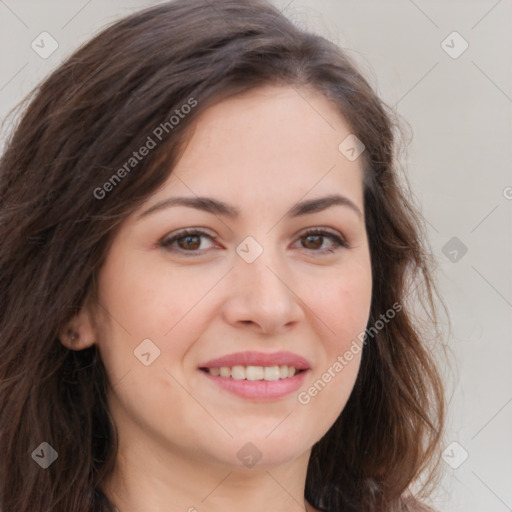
[160,228,216,254]
[160,227,349,256]
[294,228,349,254]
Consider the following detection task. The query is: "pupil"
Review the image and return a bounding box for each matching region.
[180,235,200,250]
[305,235,321,249]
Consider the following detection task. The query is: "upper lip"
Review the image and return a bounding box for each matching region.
[199,351,311,370]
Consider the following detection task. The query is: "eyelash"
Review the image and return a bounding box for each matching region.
[160,228,349,256]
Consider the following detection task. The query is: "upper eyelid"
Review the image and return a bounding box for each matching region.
[161,226,344,239]
[160,226,348,248]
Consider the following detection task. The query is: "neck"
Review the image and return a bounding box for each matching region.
[110,496,312,512]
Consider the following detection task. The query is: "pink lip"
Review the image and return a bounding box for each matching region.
[200,368,309,400]
[199,351,311,370]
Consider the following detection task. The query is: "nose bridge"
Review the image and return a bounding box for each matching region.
[236,234,289,301]
[222,233,303,333]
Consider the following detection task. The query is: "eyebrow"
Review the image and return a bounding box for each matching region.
[138,193,362,220]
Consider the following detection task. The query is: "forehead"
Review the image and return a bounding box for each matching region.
[151,85,365,211]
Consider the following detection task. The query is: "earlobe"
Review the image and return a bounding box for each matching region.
[59,306,97,351]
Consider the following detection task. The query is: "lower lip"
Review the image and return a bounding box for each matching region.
[200,369,309,400]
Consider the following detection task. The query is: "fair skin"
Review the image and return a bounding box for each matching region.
[62,85,372,512]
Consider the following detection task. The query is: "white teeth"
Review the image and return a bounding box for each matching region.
[246,366,264,380]
[264,366,280,381]
[219,366,231,378]
[207,365,301,380]
[231,365,246,380]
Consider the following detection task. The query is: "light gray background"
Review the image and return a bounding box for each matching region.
[1,1,511,511]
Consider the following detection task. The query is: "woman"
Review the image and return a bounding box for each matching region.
[0,1,446,511]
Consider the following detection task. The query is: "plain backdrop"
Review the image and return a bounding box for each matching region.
[0,1,511,511]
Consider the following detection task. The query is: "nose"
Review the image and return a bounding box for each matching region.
[221,244,305,335]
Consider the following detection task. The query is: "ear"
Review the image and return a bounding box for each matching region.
[58,299,98,351]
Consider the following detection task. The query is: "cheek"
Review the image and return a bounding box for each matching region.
[313,260,372,348]
[93,257,207,436]
[97,252,190,337]
[92,254,185,380]
[336,273,372,336]
[300,260,371,422]
[317,273,369,383]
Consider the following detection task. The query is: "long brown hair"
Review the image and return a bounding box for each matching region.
[0,1,446,511]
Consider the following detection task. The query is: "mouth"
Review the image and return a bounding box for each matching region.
[198,351,310,400]
[199,365,306,381]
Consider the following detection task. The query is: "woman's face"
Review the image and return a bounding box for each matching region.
[86,85,372,470]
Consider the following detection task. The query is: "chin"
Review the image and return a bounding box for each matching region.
[204,432,314,470]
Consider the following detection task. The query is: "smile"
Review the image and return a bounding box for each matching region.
[201,365,303,380]
[198,351,311,400]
